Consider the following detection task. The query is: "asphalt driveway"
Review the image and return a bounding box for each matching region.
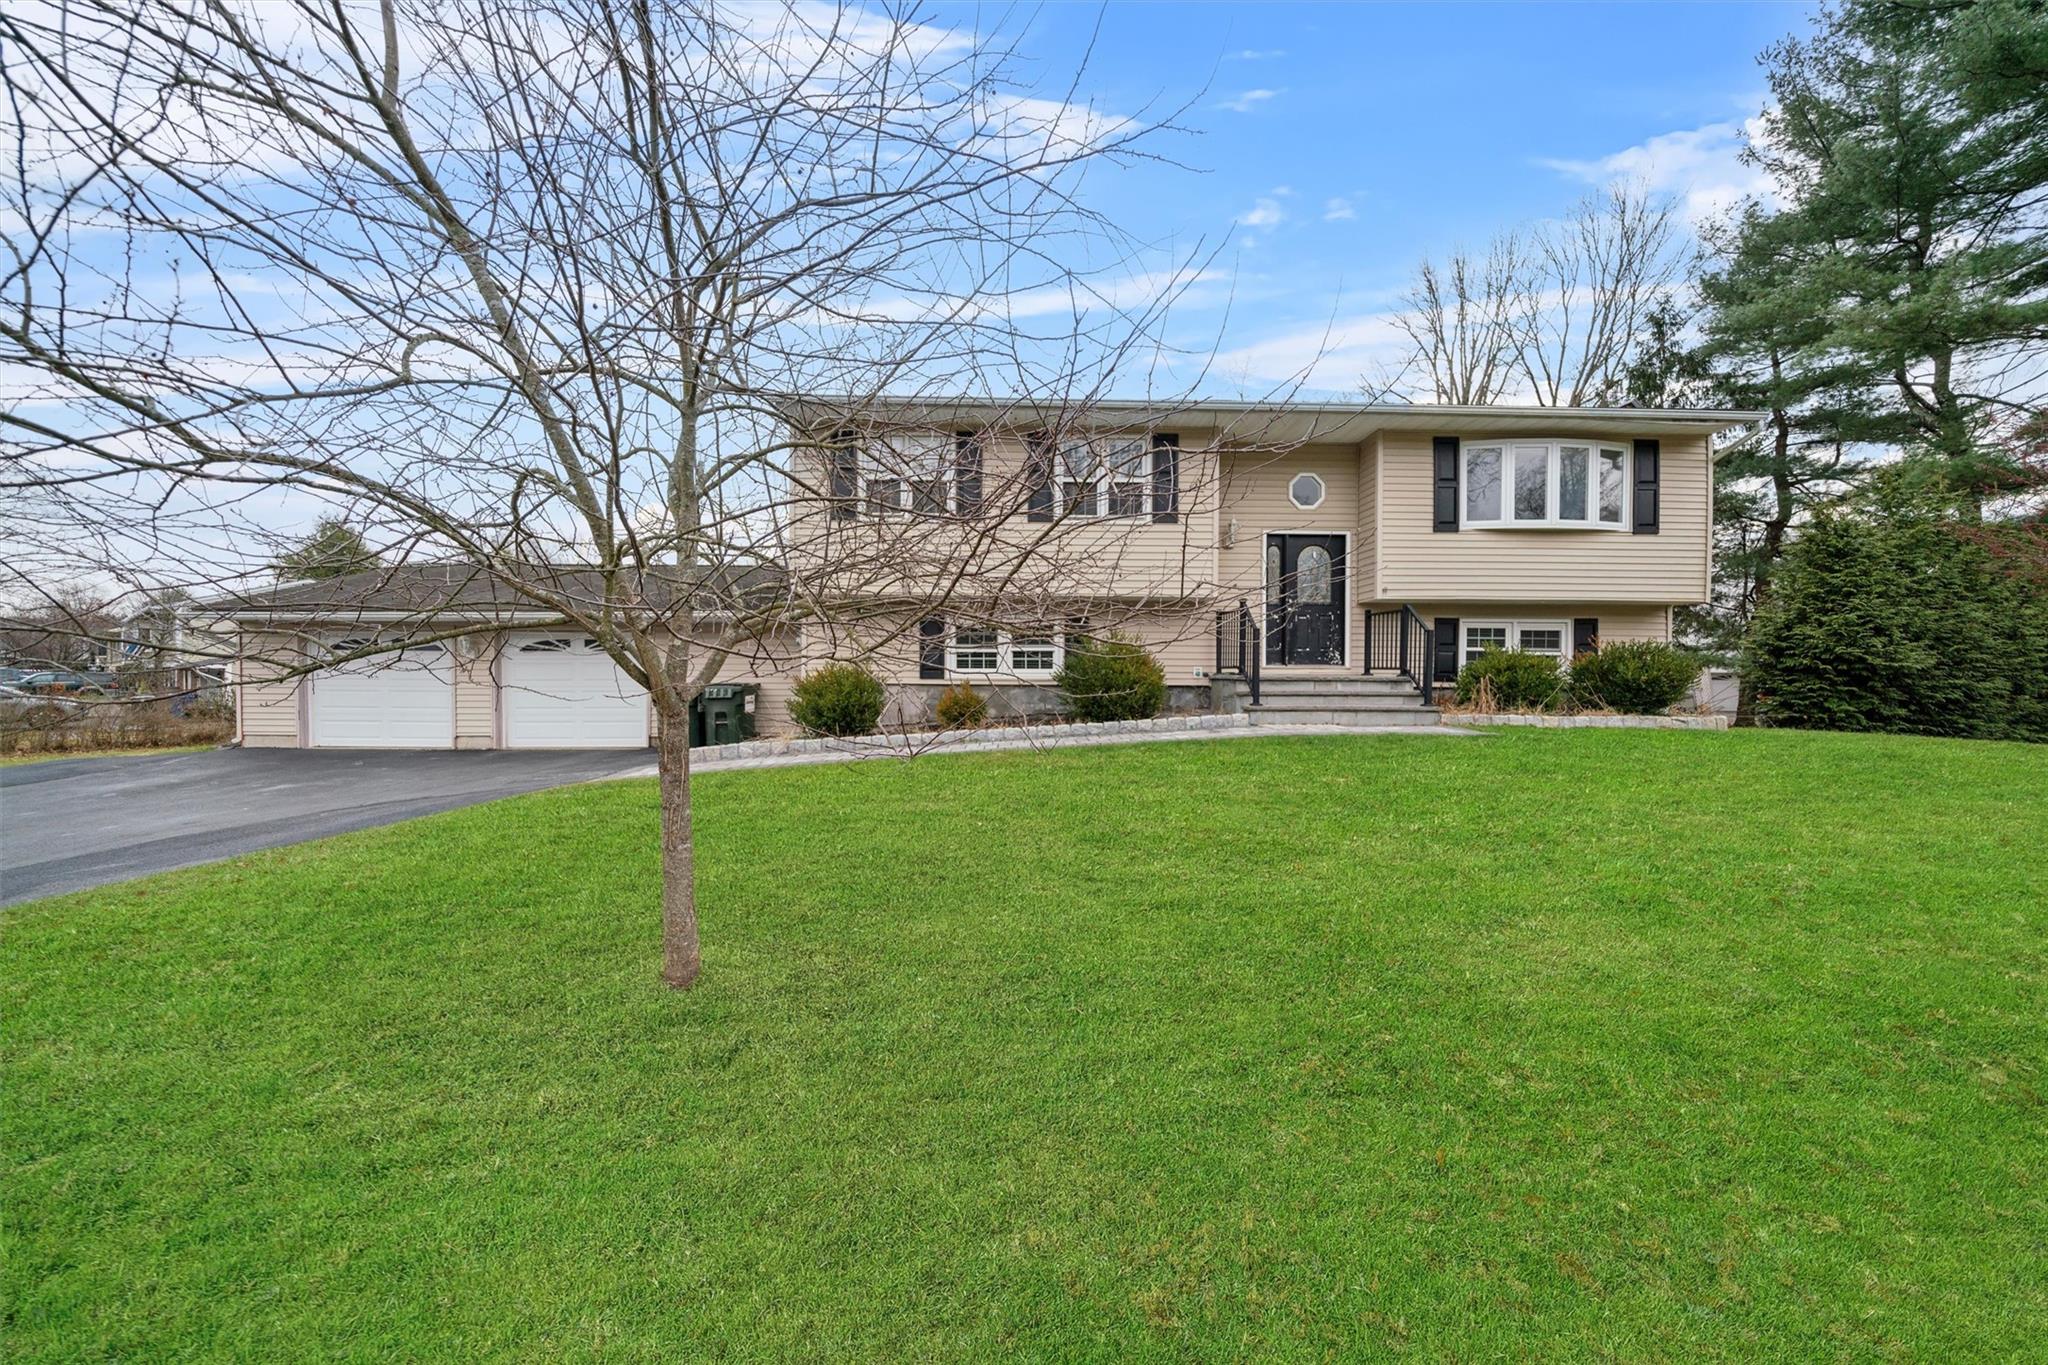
[1,747,655,906]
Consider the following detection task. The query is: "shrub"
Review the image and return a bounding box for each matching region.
[1565,640,1701,714]
[1453,648,1562,711]
[934,681,989,729]
[1744,499,2048,741]
[1054,633,1166,722]
[788,663,885,737]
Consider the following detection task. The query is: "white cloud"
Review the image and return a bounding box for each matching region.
[1322,197,1356,222]
[1217,89,1279,114]
[1539,114,1777,226]
[1238,197,1286,230]
[1213,312,1412,391]
[1229,48,1286,60]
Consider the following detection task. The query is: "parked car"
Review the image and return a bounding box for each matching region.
[0,666,35,685]
[14,669,118,697]
[0,683,83,719]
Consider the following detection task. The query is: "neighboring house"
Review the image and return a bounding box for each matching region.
[101,595,232,699]
[217,399,1759,748]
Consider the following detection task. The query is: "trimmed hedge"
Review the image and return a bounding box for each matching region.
[1454,648,1562,711]
[1566,640,1700,714]
[788,663,885,737]
[1054,633,1166,722]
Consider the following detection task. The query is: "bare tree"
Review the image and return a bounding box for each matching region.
[1367,236,1527,405]
[0,0,1217,987]
[1369,184,1684,408]
[1516,185,1685,407]
[0,584,116,671]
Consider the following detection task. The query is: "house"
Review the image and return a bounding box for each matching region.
[218,399,1760,748]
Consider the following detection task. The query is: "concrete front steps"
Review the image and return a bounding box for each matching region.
[1224,674,1442,728]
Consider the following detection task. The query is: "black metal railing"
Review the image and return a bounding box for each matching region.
[1364,605,1433,702]
[1211,598,1262,706]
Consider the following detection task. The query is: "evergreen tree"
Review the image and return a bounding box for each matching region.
[1745,477,2048,740]
[1687,206,1868,660]
[271,519,376,582]
[1745,0,2048,507]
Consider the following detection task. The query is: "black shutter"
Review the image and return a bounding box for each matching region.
[1573,617,1599,659]
[1632,439,1660,534]
[1432,436,1460,532]
[953,431,982,517]
[1151,432,1180,523]
[1432,616,1460,682]
[918,618,945,679]
[828,430,859,519]
[1025,433,1054,522]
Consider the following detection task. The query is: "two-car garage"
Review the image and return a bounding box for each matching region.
[306,632,649,749]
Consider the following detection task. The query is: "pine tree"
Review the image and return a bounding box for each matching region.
[1689,206,1866,660]
[271,519,376,582]
[1745,0,2048,507]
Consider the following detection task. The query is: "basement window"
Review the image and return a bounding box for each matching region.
[1463,620,1569,667]
[948,628,1064,679]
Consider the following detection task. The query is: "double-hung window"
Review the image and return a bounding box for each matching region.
[1046,436,1152,519]
[948,627,1064,678]
[862,432,953,515]
[1462,439,1629,529]
[1058,440,1099,517]
[949,628,1001,672]
[1463,620,1570,667]
[1104,440,1149,517]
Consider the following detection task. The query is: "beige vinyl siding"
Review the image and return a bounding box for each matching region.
[783,431,1224,600]
[1215,444,1367,669]
[455,637,499,748]
[1409,603,1671,649]
[1376,431,1711,603]
[716,627,804,737]
[237,630,305,747]
[787,603,1212,726]
[1356,434,1381,603]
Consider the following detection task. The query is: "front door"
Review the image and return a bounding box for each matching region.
[1265,533,1346,666]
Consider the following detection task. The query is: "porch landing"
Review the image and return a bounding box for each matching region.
[1219,674,1443,728]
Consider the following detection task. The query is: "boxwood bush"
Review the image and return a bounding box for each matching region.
[1054,633,1166,722]
[788,663,885,737]
[1454,648,1562,711]
[934,681,989,729]
[1565,640,1700,714]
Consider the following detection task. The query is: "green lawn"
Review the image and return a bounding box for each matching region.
[5,730,2044,1359]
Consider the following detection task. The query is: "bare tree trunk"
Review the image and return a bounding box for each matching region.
[655,696,699,990]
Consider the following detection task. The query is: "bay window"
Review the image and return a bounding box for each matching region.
[1462,439,1630,529]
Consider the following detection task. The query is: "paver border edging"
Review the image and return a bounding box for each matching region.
[1446,713,1730,731]
[690,711,1254,766]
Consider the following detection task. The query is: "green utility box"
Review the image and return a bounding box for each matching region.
[690,683,759,747]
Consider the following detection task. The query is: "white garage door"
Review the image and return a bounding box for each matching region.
[311,638,454,748]
[502,634,648,749]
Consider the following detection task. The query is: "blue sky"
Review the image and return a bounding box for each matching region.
[954,1,1815,395]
